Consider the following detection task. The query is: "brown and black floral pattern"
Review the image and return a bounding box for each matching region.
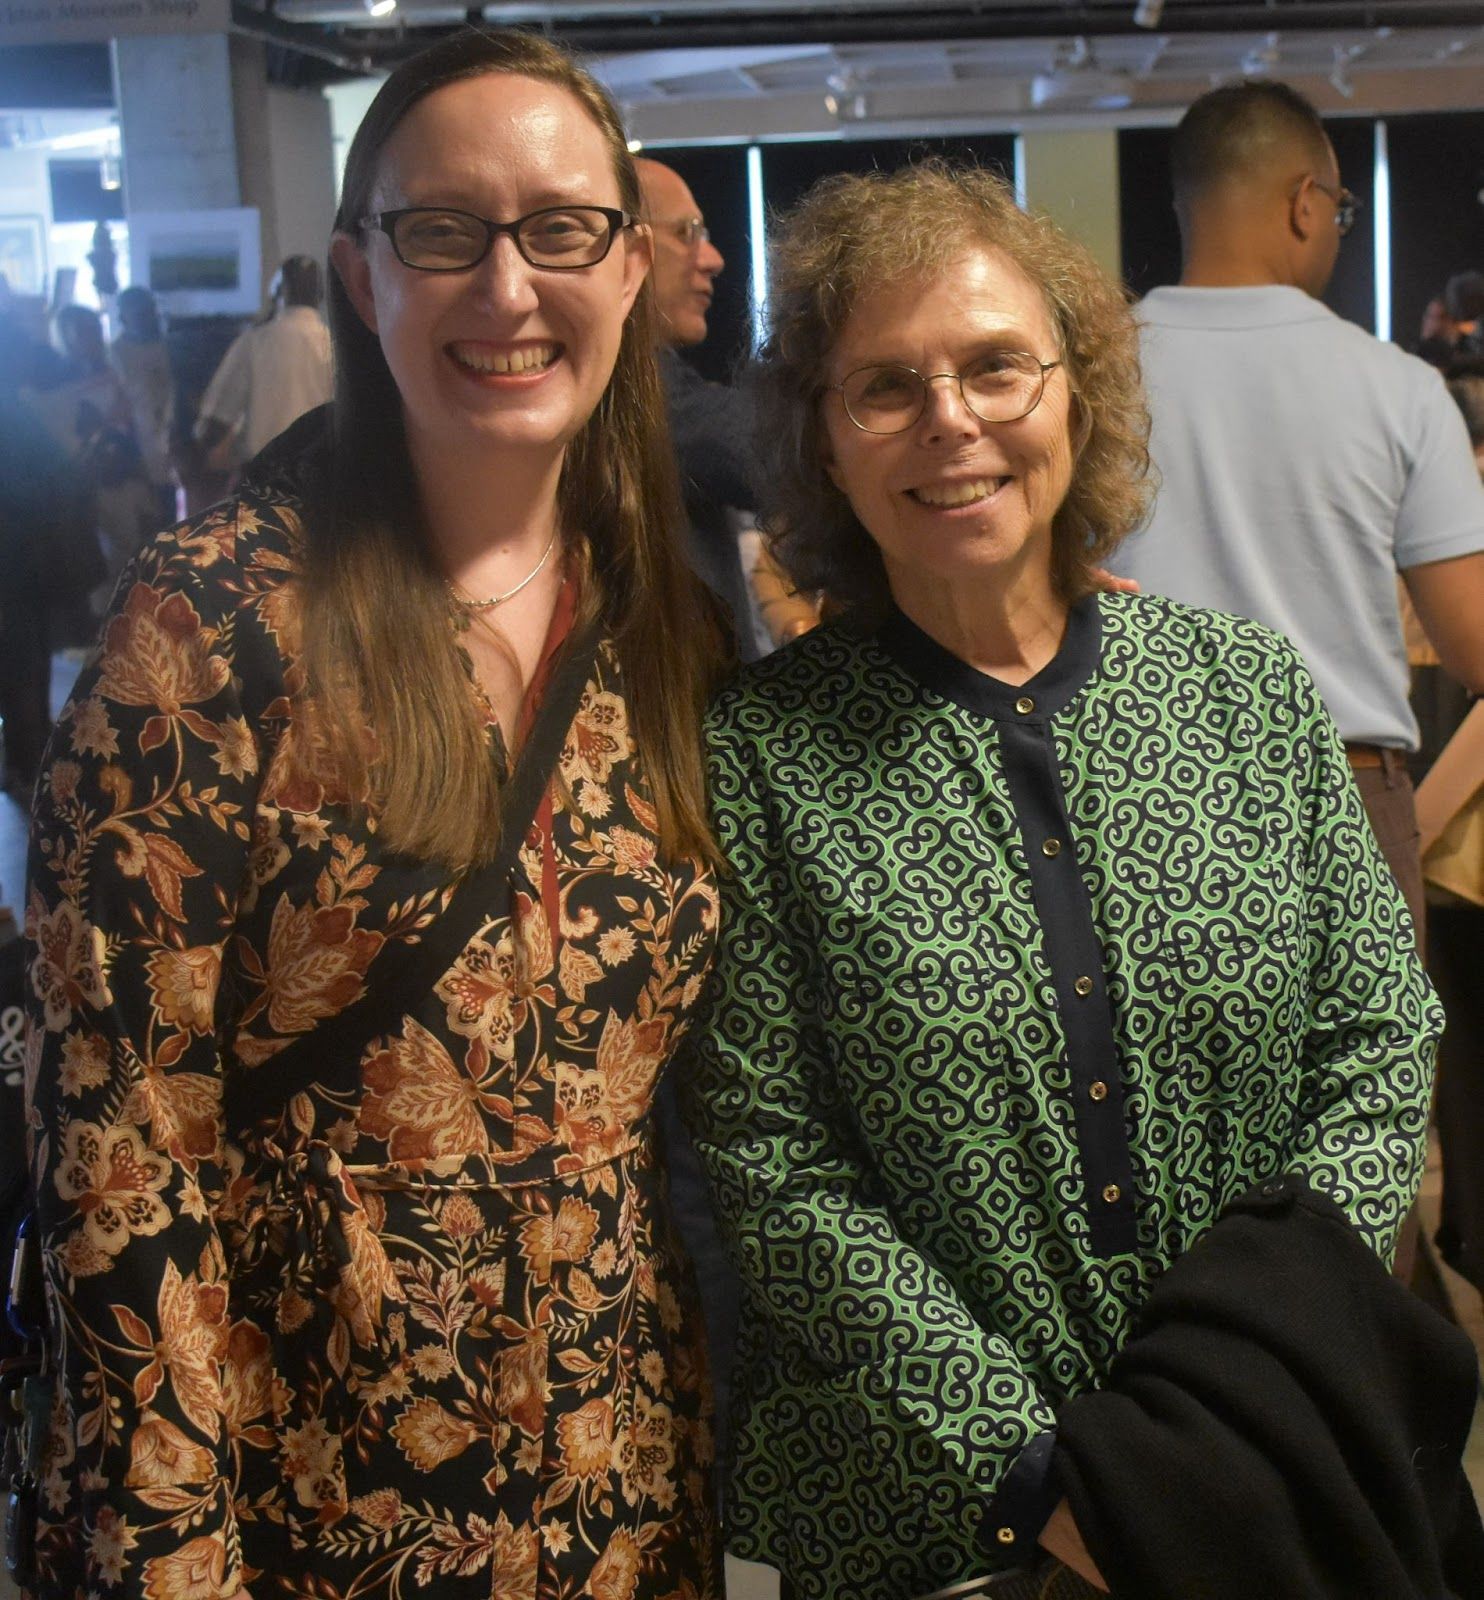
[25,481,721,1600]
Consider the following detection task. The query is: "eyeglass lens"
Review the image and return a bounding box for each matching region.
[389,207,620,270]
[1312,180,1357,236]
[841,353,1051,433]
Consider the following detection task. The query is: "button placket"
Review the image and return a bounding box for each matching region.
[998,688,1137,1257]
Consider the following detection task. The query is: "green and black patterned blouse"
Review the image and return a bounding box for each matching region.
[682,591,1441,1600]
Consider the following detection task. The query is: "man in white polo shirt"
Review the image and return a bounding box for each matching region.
[1116,80,1484,934]
[194,255,333,474]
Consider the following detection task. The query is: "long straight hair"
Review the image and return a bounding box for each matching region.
[304,28,724,868]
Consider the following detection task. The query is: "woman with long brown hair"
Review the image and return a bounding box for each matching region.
[25,29,724,1600]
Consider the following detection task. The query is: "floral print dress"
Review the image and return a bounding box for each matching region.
[24,480,721,1600]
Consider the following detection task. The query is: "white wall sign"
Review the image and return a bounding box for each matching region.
[0,0,228,48]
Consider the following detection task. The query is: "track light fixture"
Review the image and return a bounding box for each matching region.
[1329,45,1356,97]
[1241,32,1280,75]
[824,67,868,122]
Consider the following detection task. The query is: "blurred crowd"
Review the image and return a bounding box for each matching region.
[1418,270,1484,370]
[0,258,333,795]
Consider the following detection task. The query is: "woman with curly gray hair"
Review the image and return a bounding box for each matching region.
[682,161,1457,1600]
[756,161,1150,618]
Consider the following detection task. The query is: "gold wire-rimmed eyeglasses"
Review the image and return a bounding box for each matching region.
[826,351,1063,435]
[655,215,710,248]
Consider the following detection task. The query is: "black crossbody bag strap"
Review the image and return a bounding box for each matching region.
[224,622,602,1125]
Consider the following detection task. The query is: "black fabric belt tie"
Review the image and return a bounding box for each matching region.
[235,1136,403,1359]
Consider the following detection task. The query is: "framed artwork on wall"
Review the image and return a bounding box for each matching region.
[0,215,47,298]
[127,206,263,316]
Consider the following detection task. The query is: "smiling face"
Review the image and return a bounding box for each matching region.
[330,72,651,472]
[820,244,1075,604]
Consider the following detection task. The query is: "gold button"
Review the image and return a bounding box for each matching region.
[1041,838,1062,858]
[1015,696,1034,715]
[996,1527,1016,1546]
[1089,1080,1108,1102]
[1102,1183,1121,1204]
[1074,975,1094,997]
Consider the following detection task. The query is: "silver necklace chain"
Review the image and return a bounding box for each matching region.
[450,530,560,611]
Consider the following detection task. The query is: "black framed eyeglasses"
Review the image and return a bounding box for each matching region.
[365,205,638,272]
[1306,178,1361,237]
[827,352,1063,434]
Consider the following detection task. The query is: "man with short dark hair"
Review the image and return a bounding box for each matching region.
[1116,79,1484,935]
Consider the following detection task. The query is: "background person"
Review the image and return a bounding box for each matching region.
[684,161,1470,1600]
[26,30,724,1600]
[1111,81,1484,942]
[0,317,89,791]
[30,303,134,463]
[18,303,125,646]
[1445,358,1484,469]
[1445,269,1484,357]
[634,156,761,656]
[1417,292,1462,368]
[193,254,333,478]
[1112,81,1484,1289]
[109,283,178,529]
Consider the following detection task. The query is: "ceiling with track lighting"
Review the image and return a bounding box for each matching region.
[591,22,1484,142]
[217,1,1484,137]
[4,3,1483,137]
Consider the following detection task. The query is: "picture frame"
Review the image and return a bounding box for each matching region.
[0,215,47,298]
[127,206,263,317]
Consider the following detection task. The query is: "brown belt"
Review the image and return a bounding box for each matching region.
[1344,742,1403,772]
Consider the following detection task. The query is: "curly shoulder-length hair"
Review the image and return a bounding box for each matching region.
[755,160,1152,618]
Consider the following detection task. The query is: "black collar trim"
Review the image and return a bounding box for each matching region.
[876,592,1103,721]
